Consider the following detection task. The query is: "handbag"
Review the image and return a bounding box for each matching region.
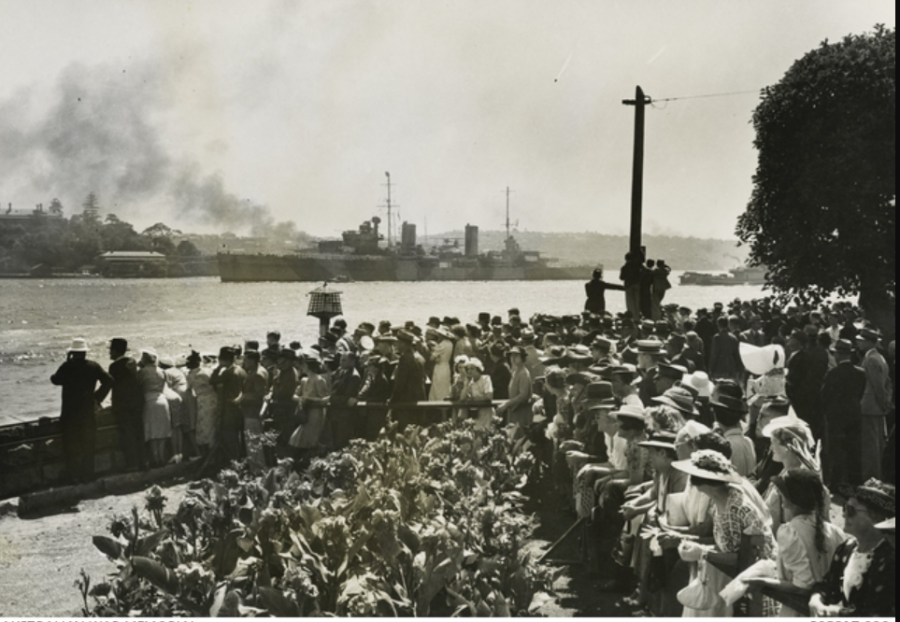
[677,558,725,611]
[611,531,635,567]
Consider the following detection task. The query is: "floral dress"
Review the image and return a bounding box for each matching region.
[188,367,218,446]
[811,538,895,617]
[712,486,779,617]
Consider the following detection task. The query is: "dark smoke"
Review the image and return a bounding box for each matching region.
[0,60,291,235]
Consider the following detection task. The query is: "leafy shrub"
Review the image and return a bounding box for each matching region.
[80,419,555,616]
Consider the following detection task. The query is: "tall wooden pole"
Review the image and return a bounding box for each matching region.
[623,86,650,258]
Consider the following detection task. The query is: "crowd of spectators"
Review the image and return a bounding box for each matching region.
[51,292,894,616]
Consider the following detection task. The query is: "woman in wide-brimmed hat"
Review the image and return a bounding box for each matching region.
[809,479,895,617]
[673,449,779,616]
[744,468,848,617]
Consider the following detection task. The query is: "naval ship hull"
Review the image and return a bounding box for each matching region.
[217,253,595,282]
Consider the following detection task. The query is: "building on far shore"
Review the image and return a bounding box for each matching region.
[96,251,168,277]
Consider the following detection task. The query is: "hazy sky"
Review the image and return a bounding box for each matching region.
[0,0,894,239]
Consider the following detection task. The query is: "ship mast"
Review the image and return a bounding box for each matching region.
[505,186,511,242]
[385,172,393,248]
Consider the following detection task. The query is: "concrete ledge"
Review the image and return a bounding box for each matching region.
[18,458,200,517]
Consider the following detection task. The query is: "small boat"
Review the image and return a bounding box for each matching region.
[679,265,767,286]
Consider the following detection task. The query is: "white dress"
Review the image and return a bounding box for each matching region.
[428,340,453,401]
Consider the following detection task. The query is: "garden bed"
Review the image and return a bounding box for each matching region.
[77,419,559,617]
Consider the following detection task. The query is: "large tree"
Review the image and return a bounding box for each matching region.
[737,25,895,337]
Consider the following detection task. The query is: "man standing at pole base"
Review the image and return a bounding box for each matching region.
[620,252,643,320]
[50,338,113,484]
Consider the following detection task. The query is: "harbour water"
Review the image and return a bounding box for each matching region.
[0,274,771,425]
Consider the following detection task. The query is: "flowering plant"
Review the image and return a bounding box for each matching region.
[80,418,553,616]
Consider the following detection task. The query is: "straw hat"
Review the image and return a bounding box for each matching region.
[613,404,646,423]
[834,478,895,516]
[636,339,664,354]
[638,430,678,451]
[652,386,699,416]
[539,345,567,365]
[672,449,741,484]
[67,338,90,353]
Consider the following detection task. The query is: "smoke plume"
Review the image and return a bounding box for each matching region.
[0,59,290,236]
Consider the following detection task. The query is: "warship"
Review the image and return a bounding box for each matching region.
[218,178,599,283]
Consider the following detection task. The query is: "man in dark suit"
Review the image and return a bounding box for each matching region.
[694,309,716,368]
[665,333,695,373]
[821,339,867,486]
[708,317,743,382]
[740,316,766,347]
[108,338,145,471]
[389,330,427,430]
[51,338,113,484]
[786,329,829,441]
[210,346,247,463]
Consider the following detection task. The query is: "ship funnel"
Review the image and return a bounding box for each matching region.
[465,224,479,257]
[401,221,416,252]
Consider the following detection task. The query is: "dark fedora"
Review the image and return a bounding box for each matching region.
[109,337,128,352]
[657,363,688,381]
[830,338,854,353]
[710,394,746,413]
[610,364,638,381]
[585,380,614,401]
[856,326,882,343]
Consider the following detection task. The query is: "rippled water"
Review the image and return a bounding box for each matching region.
[0,274,769,425]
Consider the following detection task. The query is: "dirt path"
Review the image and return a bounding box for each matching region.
[0,483,188,617]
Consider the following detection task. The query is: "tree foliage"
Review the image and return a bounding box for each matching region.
[737,25,895,333]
